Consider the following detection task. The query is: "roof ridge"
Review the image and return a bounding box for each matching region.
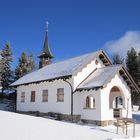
[41,50,102,68]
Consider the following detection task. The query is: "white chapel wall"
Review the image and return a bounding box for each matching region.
[73,57,104,90]
[73,89,102,121]
[16,79,72,114]
[100,73,132,120]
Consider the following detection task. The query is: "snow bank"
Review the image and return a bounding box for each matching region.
[0,110,140,140]
[111,136,140,140]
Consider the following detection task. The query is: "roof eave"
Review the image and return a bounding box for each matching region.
[38,53,54,59]
[10,75,72,87]
[76,86,103,91]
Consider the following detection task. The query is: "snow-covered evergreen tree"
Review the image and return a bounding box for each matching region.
[137,52,140,88]
[15,51,28,80]
[27,53,36,73]
[112,53,124,65]
[1,43,13,94]
[0,51,2,88]
[15,52,36,80]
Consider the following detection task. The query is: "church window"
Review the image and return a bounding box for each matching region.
[86,96,95,109]
[57,88,64,102]
[21,92,25,103]
[31,91,36,102]
[42,90,48,102]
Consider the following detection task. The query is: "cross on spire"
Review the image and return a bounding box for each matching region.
[46,21,49,32]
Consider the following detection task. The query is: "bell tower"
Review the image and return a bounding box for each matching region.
[38,22,54,68]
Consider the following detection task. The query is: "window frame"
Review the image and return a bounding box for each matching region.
[85,95,96,109]
[57,88,64,102]
[31,91,36,102]
[21,92,25,103]
[42,90,48,102]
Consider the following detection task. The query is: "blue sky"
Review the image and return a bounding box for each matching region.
[0,0,140,67]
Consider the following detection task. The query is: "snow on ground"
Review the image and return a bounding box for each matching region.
[0,111,140,140]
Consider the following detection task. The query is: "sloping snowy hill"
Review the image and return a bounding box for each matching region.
[0,110,140,140]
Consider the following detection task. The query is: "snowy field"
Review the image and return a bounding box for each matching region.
[0,110,140,140]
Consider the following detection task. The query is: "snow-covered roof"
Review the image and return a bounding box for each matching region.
[11,50,103,86]
[77,65,122,90]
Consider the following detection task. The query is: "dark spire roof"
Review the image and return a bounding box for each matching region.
[38,22,53,59]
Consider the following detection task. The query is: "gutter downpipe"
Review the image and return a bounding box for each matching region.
[63,79,75,122]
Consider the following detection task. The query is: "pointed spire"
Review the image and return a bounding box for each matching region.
[38,22,53,59]
[38,22,54,68]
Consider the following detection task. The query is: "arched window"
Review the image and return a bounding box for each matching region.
[109,86,124,109]
[86,96,95,109]
[93,98,95,108]
[86,96,90,108]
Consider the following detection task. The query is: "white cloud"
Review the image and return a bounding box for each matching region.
[105,31,140,56]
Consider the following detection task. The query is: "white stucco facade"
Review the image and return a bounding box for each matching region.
[14,51,137,125]
[100,73,132,121]
[73,57,104,90]
[73,73,132,121]
[73,89,101,121]
[17,79,72,114]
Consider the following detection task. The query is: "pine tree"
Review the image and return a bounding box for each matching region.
[137,52,140,88]
[27,53,36,73]
[126,48,138,84]
[15,52,36,80]
[0,51,2,88]
[1,43,13,94]
[15,52,28,80]
[126,48,139,103]
[112,53,124,64]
